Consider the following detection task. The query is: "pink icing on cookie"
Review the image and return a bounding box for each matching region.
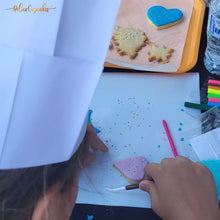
[113,156,148,183]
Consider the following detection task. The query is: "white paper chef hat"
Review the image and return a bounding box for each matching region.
[0,0,121,169]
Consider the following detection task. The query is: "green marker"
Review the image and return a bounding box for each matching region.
[207,93,220,99]
[184,102,214,111]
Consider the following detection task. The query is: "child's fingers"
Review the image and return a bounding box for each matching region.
[91,138,108,152]
[139,180,158,203]
[87,124,96,133]
[139,180,155,192]
[144,163,161,181]
[82,151,96,167]
[145,173,153,181]
[87,124,108,152]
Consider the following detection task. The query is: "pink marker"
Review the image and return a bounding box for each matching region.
[162,120,178,158]
[208,79,220,86]
[208,97,220,103]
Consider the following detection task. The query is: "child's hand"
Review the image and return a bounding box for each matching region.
[139,156,220,220]
[82,124,108,167]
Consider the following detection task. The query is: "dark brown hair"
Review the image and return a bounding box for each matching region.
[0,135,88,220]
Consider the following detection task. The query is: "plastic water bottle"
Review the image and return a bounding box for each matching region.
[204,0,211,7]
[204,0,220,75]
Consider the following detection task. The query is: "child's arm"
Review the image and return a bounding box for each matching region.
[139,156,220,220]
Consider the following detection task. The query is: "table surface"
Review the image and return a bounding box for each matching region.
[71,7,220,220]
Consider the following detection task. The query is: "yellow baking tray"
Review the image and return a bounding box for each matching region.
[104,0,206,73]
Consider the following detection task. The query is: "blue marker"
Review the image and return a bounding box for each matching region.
[208,101,220,108]
[87,109,101,133]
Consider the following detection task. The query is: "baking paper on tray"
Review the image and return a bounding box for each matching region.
[106,0,193,72]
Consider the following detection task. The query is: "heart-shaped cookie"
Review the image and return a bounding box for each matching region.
[147,6,183,30]
[113,156,148,183]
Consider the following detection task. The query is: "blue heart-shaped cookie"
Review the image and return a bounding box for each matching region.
[147,6,183,30]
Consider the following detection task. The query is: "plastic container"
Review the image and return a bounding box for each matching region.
[204,0,220,75]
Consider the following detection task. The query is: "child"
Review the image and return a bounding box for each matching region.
[1,139,219,220]
[0,1,219,219]
[0,124,108,220]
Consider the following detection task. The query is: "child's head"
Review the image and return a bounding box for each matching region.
[0,124,108,220]
[0,135,88,220]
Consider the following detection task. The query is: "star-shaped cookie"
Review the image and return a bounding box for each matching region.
[148,42,174,63]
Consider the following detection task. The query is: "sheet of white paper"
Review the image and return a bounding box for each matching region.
[77,72,201,208]
[190,127,220,160]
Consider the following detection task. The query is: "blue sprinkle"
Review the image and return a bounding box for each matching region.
[180,109,185,112]
[178,128,182,131]
[157,145,161,148]
[189,143,192,147]
[87,215,94,220]
[179,122,183,126]
[180,137,184,141]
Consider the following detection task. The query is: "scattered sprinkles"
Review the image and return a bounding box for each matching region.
[97,97,189,172]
